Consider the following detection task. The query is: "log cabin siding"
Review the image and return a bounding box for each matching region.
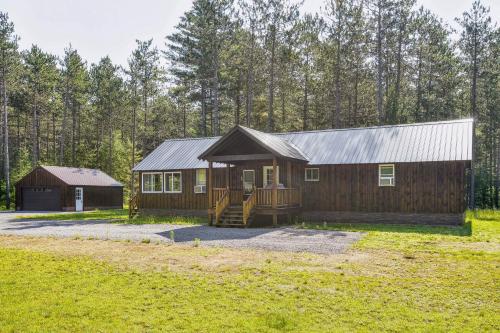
[138,160,469,215]
[301,161,468,214]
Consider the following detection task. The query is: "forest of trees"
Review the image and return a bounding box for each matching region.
[0,0,498,209]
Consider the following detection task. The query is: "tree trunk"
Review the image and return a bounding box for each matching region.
[415,46,423,121]
[32,93,39,165]
[142,83,148,153]
[71,105,76,165]
[52,112,56,162]
[235,69,242,125]
[60,84,69,165]
[353,61,359,125]
[245,26,255,127]
[1,69,10,209]
[302,67,309,131]
[267,25,276,132]
[376,1,384,124]
[130,87,137,195]
[393,17,405,123]
[200,81,207,136]
[334,2,342,128]
[212,56,220,136]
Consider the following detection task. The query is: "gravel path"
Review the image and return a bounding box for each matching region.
[0,212,363,254]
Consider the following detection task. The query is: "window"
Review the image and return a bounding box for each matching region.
[305,168,319,181]
[263,166,279,187]
[165,171,182,193]
[196,169,206,186]
[379,164,395,186]
[142,173,163,193]
[243,170,255,194]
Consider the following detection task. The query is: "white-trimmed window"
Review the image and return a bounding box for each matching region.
[165,171,182,193]
[305,168,319,181]
[379,164,395,186]
[196,169,207,186]
[263,166,279,187]
[142,172,163,193]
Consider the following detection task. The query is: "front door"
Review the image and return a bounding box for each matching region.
[75,187,83,211]
[243,170,255,195]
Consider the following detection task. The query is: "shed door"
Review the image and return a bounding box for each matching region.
[75,187,83,211]
[22,187,61,211]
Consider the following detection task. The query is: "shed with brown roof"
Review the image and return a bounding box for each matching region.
[15,166,123,211]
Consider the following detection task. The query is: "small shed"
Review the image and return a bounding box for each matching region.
[15,166,123,211]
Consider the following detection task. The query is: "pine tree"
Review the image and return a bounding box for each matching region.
[0,12,19,209]
[60,46,89,165]
[128,39,162,154]
[456,0,495,209]
[22,45,59,166]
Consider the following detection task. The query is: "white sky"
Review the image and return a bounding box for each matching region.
[2,0,499,67]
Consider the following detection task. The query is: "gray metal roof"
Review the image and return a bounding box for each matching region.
[133,119,473,171]
[133,137,226,171]
[42,166,123,186]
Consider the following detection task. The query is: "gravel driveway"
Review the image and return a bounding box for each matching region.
[0,211,363,254]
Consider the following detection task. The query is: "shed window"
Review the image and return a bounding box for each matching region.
[305,168,319,181]
[142,173,163,193]
[379,164,395,186]
[165,171,182,193]
[196,169,206,186]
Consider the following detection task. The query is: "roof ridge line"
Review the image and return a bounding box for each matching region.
[274,118,473,135]
[162,136,221,143]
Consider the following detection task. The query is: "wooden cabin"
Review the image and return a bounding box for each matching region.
[16,166,123,211]
[131,119,473,226]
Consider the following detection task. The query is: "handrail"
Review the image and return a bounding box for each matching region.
[242,187,256,225]
[128,194,139,218]
[212,188,227,207]
[215,187,230,224]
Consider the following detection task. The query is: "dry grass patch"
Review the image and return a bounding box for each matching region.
[0,235,351,274]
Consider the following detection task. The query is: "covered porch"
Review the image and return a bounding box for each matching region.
[198,126,308,227]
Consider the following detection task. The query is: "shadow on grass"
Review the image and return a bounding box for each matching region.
[302,221,472,237]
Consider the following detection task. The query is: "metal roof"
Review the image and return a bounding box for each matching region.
[42,166,123,187]
[133,137,226,171]
[197,125,308,162]
[133,119,473,171]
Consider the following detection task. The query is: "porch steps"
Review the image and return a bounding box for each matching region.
[217,206,253,227]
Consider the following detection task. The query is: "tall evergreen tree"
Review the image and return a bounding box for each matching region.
[456,0,495,209]
[22,45,59,166]
[0,12,19,209]
[60,46,89,165]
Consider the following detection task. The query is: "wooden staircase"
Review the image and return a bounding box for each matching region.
[129,194,139,218]
[217,206,254,227]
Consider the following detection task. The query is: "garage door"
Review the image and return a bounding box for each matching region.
[22,187,61,211]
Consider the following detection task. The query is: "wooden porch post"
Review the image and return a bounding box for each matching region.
[226,163,230,188]
[272,157,278,226]
[287,161,292,187]
[208,162,213,225]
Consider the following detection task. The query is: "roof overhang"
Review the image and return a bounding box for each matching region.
[198,125,309,163]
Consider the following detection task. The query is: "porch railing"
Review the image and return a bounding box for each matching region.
[129,194,139,218]
[214,187,230,223]
[242,187,256,225]
[212,188,227,207]
[255,188,301,207]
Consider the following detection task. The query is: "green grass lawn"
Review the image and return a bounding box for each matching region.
[1,211,499,332]
[17,208,207,225]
